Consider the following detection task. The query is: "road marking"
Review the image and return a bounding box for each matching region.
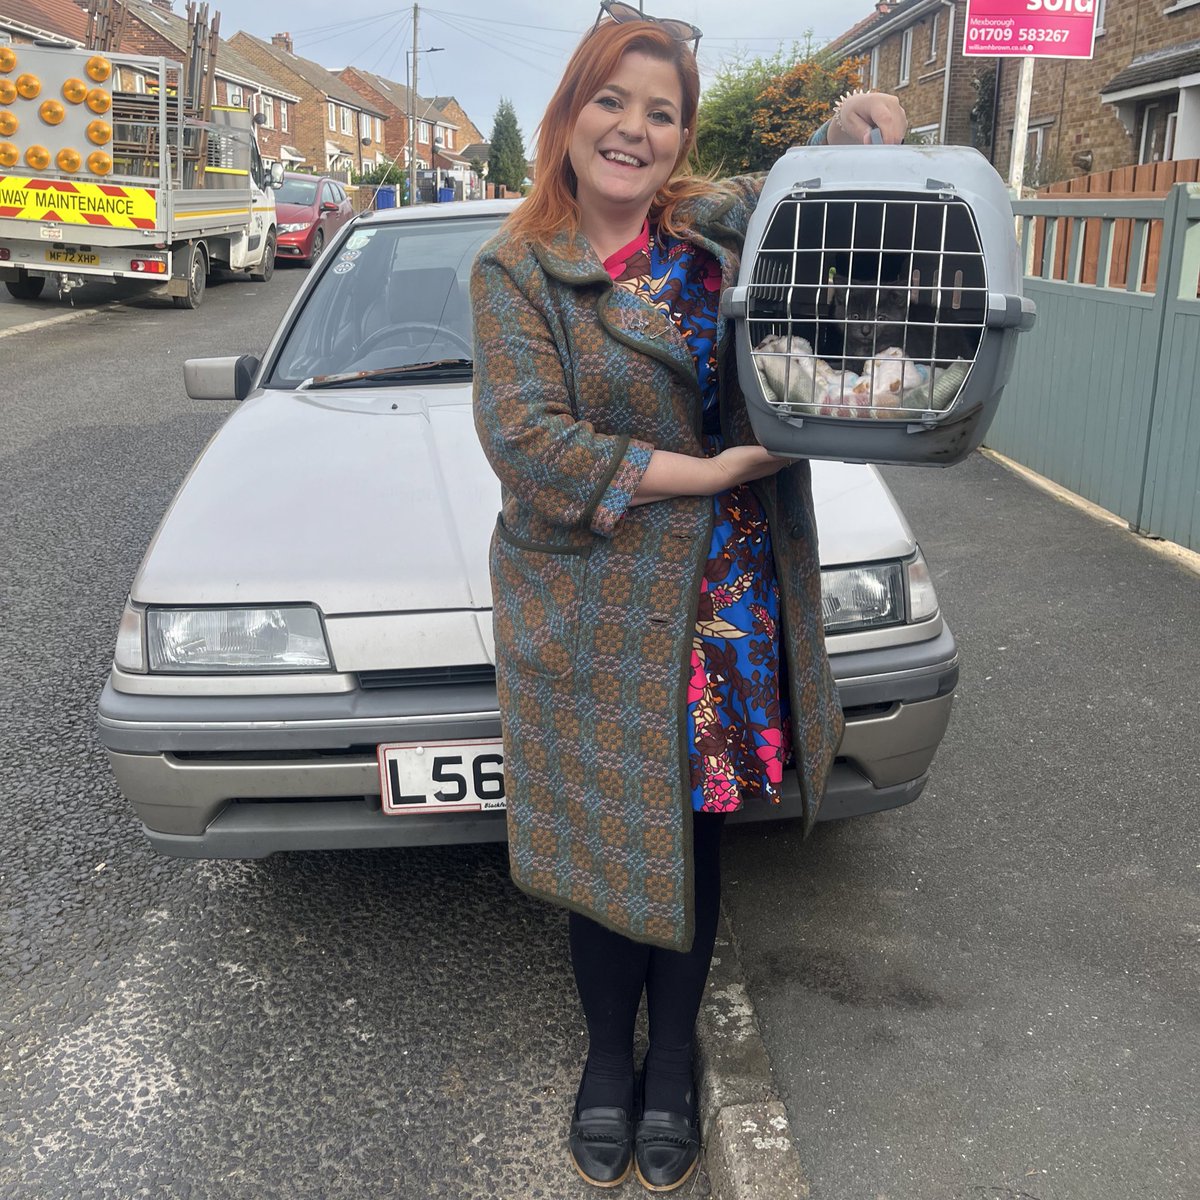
[983,447,1200,578]
[0,303,117,340]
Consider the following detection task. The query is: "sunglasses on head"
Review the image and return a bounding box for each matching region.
[592,0,703,53]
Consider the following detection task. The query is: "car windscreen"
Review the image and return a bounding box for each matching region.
[266,215,504,388]
[276,178,319,206]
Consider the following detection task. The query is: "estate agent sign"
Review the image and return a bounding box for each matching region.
[963,0,1099,60]
[963,0,1099,188]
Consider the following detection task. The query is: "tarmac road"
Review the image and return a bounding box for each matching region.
[723,455,1200,1200]
[1,265,664,1200]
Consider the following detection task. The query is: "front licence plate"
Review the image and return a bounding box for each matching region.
[378,738,506,815]
[45,248,100,266]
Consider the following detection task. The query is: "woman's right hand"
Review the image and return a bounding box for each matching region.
[707,445,793,490]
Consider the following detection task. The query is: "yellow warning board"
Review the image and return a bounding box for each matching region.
[0,175,158,229]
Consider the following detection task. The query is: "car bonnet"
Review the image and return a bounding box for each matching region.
[131,385,497,615]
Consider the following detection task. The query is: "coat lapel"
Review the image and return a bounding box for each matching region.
[534,230,702,397]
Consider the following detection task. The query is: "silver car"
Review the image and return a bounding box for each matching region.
[97,200,958,858]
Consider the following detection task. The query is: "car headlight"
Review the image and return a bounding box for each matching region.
[821,562,905,633]
[820,550,940,634]
[278,222,312,234]
[145,605,332,672]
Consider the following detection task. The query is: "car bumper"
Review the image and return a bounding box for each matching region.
[275,228,315,258]
[98,627,957,859]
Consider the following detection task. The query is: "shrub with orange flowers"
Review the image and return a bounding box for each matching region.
[753,56,867,157]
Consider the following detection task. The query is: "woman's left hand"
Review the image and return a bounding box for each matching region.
[830,92,909,146]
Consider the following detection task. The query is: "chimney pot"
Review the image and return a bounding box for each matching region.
[272,32,294,54]
[875,1,893,12]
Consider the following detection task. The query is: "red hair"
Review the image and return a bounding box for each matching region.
[504,19,718,247]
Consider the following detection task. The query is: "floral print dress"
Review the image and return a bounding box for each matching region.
[604,222,793,814]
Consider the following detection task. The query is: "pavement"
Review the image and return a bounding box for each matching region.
[720,453,1200,1200]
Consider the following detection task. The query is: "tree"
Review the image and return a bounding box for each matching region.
[752,53,866,160]
[694,48,801,175]
[488,98,527,192]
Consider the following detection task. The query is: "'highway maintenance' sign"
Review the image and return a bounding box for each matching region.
[0,176,157,229]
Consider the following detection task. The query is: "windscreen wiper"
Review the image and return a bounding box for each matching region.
[297,359,473,389]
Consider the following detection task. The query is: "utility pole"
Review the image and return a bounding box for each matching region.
[1008,55,1034,196]
[409,3,419,207]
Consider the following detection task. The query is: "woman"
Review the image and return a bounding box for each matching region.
[472,6,906,1190]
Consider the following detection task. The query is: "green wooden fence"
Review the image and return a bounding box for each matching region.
[985,184,1200,554]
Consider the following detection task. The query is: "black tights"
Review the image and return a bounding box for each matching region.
[568,811,725,1118]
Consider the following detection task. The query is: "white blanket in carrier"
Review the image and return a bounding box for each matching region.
[754,335,970,418]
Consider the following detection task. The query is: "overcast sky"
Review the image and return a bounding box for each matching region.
[214,0,879,150]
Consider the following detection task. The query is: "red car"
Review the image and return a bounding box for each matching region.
[274,173,355,265]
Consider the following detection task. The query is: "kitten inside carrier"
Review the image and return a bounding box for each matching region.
[823,270,981,373]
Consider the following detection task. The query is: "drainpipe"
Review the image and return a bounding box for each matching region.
[990,57,1002,165]
[939,0,955,143]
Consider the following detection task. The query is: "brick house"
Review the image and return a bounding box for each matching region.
[992,0,1200,182]
[831,0,1200,186]
[229,31,388,177]
[114,0,301,169]
[337,67,426,166]
[338,69,487,197]
[828,1,983,148]
[428,96,485,154]
[0,0,87,44]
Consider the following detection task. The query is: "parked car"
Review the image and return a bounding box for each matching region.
[97,200,958,859]
[273,172,355,265]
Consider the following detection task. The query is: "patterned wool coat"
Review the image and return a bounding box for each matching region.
[471,175,844,951]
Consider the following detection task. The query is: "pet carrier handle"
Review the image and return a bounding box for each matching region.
[986,293,1037,332]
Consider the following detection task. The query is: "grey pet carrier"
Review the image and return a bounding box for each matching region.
[721,144,1037,466]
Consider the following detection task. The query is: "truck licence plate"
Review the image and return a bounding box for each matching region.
[45,248,100,266]
[378,738,506,815]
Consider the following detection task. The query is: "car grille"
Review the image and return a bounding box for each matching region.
[356,664,497,689]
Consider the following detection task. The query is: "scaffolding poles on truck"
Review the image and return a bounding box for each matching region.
[85,0,128,55]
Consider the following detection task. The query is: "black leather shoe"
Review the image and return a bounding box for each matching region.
[634,1107,701,1192]
[568,1103,633,1188]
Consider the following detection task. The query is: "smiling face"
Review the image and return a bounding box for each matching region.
[567,49,687,231]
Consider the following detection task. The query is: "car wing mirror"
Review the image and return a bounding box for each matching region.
[184,354,260,402]
[320,201,338,212]
[269,162,285,189]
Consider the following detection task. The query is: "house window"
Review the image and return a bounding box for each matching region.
[927,10,939,61]
[229,84,243,107]
[1025,123,1047,177]
[1138,98,1178,163]
[909,123,939,145]
[1096,0,1106,30]
[360,112,371,138]
[262,95,274,129]
[419,120,432,143]
[899,27,913,86]
[328,101,336,130]
[869,46,879,89]
[443,128,454,150]
[341,107,352,134]
[281,102,288,134]
[374,117,382,141]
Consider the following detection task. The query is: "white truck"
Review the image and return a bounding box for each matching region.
[0,39,280,309]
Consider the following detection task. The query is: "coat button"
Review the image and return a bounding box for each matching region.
[788,523,803,538]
